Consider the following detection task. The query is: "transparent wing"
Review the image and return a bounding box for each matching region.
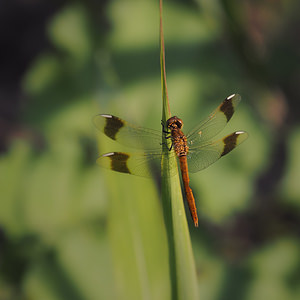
[93,114,162,150]
[186,94,241,148]
[96,150,177,178]
[187,131,248,173]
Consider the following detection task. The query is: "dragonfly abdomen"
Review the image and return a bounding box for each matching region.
[178,155,199,227]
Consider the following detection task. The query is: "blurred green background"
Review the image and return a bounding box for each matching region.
[1,0,300,299]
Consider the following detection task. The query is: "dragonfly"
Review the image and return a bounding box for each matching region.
[93,94,248,227]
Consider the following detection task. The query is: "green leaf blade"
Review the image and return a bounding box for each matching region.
[159,1,199,299]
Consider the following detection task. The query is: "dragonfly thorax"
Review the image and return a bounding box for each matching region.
[166,116,189,157]
[172,132,189,157]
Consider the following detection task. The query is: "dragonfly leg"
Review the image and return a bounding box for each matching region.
[161,120,170,134]
[160,139,173,151]
[161,120,173,151]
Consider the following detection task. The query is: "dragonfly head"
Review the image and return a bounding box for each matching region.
[166,116,183,130]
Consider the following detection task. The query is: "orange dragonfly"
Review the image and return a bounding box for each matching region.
[94,94,248,227]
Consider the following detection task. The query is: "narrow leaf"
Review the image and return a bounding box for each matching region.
[159,1,199,299]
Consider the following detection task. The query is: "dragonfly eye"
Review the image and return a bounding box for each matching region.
[167,116,183,129]
[175,119,183,128]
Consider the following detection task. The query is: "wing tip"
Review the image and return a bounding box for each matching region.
[221,130,248,156]
[93,113,114,123]
[97,152,131,174]
[101,152,116,157]
[220,94,241,122]
[227,93,241,102]
[99,114,113,118]
[93,114,125,140]
[235,130,249,142]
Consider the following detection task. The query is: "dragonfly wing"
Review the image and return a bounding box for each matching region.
[93,114,162,150]
[97,149,179,178]
[186,94,241,147]
[97,150,164,177]
[187,131,248,173]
